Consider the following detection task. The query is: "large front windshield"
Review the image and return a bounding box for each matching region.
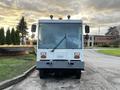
[38,23,82,49]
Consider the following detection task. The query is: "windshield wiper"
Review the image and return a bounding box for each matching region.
[51,34,66,52]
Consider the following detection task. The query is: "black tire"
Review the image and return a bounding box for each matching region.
[75,70,81,79]
[39,70,45,78]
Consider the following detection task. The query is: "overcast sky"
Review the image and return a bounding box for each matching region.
[0,0,120,35]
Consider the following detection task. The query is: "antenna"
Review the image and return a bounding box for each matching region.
[98,26,100,35]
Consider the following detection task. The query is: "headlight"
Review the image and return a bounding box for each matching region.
[40,52,47,58]
[74,52,80,59]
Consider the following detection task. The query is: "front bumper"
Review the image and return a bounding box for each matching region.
[36,60,84,70]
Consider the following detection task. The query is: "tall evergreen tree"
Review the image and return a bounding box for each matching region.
[15,30,20,45]
[0,28,5,45]
[0,28,2,45]
[6,28,11,45]
[11,28,16,45]
[17,16,27,45]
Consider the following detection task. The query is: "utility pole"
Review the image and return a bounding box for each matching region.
[98,26,100,35]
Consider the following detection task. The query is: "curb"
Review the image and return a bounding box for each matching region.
[0,65,36,90]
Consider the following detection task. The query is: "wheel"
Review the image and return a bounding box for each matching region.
[39,70,45,78]
[75,70,81,79]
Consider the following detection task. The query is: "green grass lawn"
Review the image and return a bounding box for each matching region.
[0,54,35,82]
[97,49,120,57]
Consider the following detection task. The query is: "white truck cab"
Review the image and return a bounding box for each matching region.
[32,18,90,79]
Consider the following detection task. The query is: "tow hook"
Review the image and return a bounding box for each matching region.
[46,61,52,65]
[68,61,74,65]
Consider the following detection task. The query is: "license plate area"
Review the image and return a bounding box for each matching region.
[54,52,66,59]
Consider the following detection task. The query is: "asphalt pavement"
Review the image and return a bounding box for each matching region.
[5,49,120,90]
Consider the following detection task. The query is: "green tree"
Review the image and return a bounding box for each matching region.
[15,30,20,45]
[0,28,5,45]
[6,28,11,45]
[17,16,27,45]
[11,28,16,45]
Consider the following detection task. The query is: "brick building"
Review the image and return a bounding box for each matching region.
[93,35,115,46]
[84,35,115,47]
[84,26,120,47]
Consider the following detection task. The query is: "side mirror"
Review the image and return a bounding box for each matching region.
[31,24,36,32]
[85,25,90,33]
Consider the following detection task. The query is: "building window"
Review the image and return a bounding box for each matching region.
[90,37,92,40]
[90,42,92,46]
